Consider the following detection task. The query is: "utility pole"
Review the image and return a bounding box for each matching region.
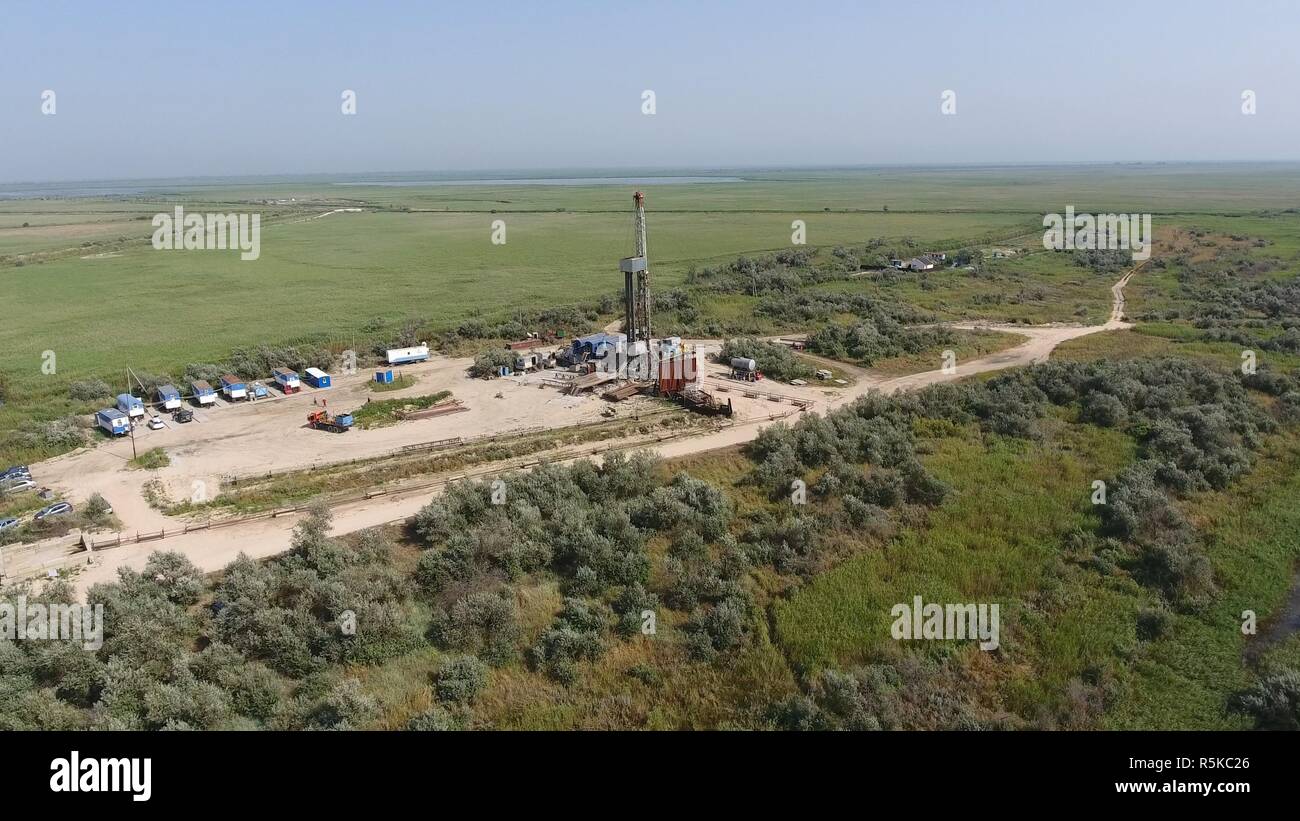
[125,368,138,459]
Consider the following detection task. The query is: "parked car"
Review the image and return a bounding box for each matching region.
[0,517,19,532]
[148,416,165,430]
[173,408,194,423]
[35,502,73,520]
[1,478,36,493]
[1,465,30,479]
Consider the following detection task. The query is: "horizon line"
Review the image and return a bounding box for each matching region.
[5,159,1300,190]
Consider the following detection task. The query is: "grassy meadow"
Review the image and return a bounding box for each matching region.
[4,163,1300,464]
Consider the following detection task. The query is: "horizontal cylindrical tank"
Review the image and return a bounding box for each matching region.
[730,357,757,372]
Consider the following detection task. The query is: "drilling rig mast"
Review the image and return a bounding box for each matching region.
[632,191,651,345]
[619,191,652,346]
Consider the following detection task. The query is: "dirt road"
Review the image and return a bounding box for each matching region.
[21,266,1138,597]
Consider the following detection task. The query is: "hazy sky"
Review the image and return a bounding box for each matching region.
[1,0,1297,182]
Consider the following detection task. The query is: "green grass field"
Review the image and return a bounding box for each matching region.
[3,163,1299,465]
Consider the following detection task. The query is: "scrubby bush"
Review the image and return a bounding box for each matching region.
[614,584,659,637]
[684,593,752,660]
[769,658,996,731]
[226,343,333,380]
[406,706,460,731]
[531,598,608,683]
[14,418,85,451]
[142,551,204,605]
[68,379,111,402]
[468,348,514,378]
[431,591,520,666]
[808,318,953,367]
[183,363,225,385]
[719,337,813,382]
[434,655,489,704]
[1080,392,1128,428]
[1228,670,1300,730]
[304,678,379,730]
[1135,608,1170,641]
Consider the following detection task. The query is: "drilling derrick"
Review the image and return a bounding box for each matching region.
[632,191,651,345]
[618,191,652,347]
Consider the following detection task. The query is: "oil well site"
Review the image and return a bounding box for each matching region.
[6,0,1300,742]
[1,191,841,587]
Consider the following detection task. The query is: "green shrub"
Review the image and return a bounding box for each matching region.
[68,379,111,401]
[434,655,488,704]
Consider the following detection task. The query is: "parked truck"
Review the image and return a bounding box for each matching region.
[307,409,353,433]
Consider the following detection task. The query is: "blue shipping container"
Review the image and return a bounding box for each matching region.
[303,368,332,388]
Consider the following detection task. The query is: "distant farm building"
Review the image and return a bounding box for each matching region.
[891,254,944,272]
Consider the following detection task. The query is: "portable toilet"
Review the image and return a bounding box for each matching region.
[220,374,248,401]
[303,367,331,388]
[250,382,269,399]
[385,344,429,365]
[191,380,216,406]
[375,369,394,384]
[272,367,300,394]
[96,408,130,436]
[116,393,145,418]
[155,384,182,411]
